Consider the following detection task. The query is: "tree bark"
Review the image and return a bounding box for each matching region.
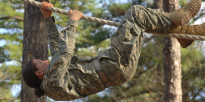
[21,0,48,101]
[163,0,182,101]
[154,0,163,9]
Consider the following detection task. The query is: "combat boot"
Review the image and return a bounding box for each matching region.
[163,0,201,26]
[169,23,205,36]
[169,23,205,48]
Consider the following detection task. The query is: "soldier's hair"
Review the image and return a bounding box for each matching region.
[23,60,45,97]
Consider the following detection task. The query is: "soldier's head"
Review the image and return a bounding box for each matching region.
[23,59,49,97]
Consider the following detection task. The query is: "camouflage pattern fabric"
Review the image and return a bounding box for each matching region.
[97,5,171,87]
[41,17,105,101]
[40,5,171,101]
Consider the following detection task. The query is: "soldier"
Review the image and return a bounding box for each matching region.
[23,0,202,101]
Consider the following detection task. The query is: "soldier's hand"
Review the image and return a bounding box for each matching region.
[68,9,83,21]
[40,1,53,19]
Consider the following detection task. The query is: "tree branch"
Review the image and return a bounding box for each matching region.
[0,16,24,21]
[134,65,154,79]
[0,98,19,101]
[115,89,157,100]
[192,10,205,23]
[190,84,205,101]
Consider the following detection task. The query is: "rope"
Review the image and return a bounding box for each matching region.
[23,0,205,40]
[153,33,205,40]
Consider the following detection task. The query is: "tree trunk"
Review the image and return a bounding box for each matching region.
[154,0,163,9]
[163,0,182,101]
[21,0,48,101]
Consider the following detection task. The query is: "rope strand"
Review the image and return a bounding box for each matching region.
[23,0,205,40]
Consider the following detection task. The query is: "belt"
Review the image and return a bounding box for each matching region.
[93,59,112,88]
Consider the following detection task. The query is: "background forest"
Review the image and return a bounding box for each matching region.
[0,0,205,102]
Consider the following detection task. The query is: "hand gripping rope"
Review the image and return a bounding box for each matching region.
[23,0,205,40]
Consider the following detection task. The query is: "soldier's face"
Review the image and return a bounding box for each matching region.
[33,59,49,76]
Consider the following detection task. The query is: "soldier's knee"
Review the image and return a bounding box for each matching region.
[130,5,143,10]
[126,5,144,14]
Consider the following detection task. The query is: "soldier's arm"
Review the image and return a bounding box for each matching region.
[42,10,84,101]
[48,9,83,70]
[40,2,82,100]
[46,19,78,74]
[43,19,81,101]
[45,17,59,56]
[40,1,58,56]
[46,10,80,74]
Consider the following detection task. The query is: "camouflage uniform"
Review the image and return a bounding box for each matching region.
[40,5,171,101]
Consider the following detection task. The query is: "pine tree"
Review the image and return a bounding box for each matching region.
[0,0,23,101]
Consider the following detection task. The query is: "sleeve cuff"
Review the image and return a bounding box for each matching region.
[45,16,55,23]
[67,19,78,27]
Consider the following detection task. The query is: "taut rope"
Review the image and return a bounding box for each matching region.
[23,0,205,40]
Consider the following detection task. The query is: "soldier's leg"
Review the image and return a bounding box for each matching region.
[97,5,172,87]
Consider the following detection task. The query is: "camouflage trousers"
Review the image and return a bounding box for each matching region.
[97,5,171,86]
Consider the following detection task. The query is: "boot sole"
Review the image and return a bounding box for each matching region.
[177,38,194,48]
[180,0,201,26]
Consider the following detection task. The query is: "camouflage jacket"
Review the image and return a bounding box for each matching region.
[40,17,105,101]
